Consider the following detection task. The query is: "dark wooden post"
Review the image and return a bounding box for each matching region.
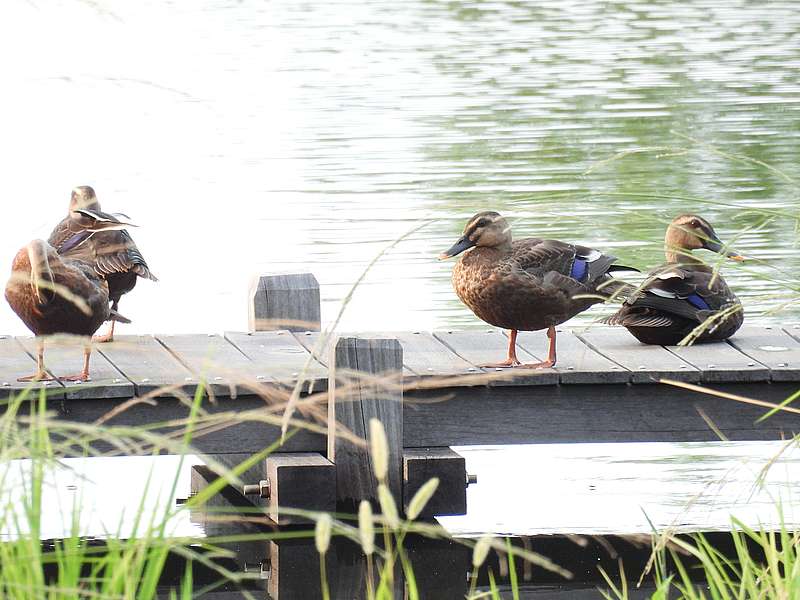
[327,336,403,511]
[248,273,321,332]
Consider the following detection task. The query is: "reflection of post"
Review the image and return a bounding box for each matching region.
[328,336,403,511]
[249,272,321,332]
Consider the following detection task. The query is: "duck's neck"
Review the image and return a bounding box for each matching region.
[665,246,702,265]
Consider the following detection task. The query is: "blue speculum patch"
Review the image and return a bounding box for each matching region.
[570,259,587,281]
[686,293,711,310]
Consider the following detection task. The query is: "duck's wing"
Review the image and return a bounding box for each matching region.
[49,210,134,255]
[611,265,727,326]
[92,230,158,281]
[512,239,630,291]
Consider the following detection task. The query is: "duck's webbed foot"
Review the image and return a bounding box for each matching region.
[92,320,116,344]
[17,372,56,382]
[519,359,555,369]
[480,358,522,368]
[59,372,91,382]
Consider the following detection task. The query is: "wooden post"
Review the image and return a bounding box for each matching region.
[403,448,469,518]
[249,273,321,332]
[327,336,403,511]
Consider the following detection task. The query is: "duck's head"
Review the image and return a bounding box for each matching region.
[439,211,512,259]
[665,214,744,262]
[69,186,101,214]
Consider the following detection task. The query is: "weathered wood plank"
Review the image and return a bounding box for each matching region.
[667,341,770,383]
[578,327,700,383]
[224,330,327,392]
[97,335,195,396]
[16,336,134,400]
[403,382,800,446]
[432,330,559,386]
[514,329,631,384]
[263,453,336,525]
[328,337,403,510]
[155,334,265,397]
[384,331,478,382]
[249,272,321,332]
[0,335,65,398]
[728,325,800,382]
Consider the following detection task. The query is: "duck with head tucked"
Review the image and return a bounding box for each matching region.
[604,214,744,345]
[48,186,158,342]
[440,211,636,368]
[5,239,131,381]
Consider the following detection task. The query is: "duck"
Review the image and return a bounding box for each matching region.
[5,239,130,381]
[48,186,157,342]
[604,214,744,345]
[439,211,636,368]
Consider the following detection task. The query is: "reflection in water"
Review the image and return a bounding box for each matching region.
[0,1,799,336]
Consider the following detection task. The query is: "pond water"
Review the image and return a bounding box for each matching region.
[1,0,799,337]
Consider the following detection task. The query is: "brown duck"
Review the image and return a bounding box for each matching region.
[5,239,130,381]
[440,211,635,368]
[605,214,744,345]
[48,186,157,342]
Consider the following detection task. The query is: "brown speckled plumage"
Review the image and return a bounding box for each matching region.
[5,240,112,381]
[47,186,157,341]
[441,211,634,367]
[605,214,744,345]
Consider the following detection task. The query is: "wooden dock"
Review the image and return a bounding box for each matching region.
[2,323,800,450]
[3,272,800,521]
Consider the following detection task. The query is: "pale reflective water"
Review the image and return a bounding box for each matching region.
[1,0,799,336]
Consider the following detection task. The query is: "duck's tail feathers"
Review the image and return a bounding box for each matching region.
[110,308,132,324]
[607,264,640,273]
[603,309,675,328]
[596,278,637,300]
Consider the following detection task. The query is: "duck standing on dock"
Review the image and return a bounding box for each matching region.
[439,211,635,368]
[5,239,131,381]
[48,186,157,342]
[604,214,744,345]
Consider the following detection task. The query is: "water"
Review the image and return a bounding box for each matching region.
[1,3,798,594]
[1,0,799,337]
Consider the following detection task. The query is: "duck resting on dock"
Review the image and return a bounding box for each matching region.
[604,214,744,345]
[439,211,636,368]
[48,186,157,342]
[5,239,131,381]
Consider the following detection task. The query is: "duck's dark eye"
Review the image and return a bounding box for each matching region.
[475,219,489,228]
[690,219,701,228]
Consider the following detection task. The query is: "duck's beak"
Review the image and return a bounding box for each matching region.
[438,236,475,260]
[704,235,745,262]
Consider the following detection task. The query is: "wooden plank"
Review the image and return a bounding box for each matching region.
[666,341,770,383]
[726,325,800,382]
[224,330,327,392]
[385,331,478,382]
[97,335,195,396]
[578,327,700,383]
[0,335,64,398]
[155,334,265,397]
[403,382,800,447]
[514,329,631,384]
[16,336,134,400]
[249,272,321,332]
[433,330,559,386]
[328,337,403,511]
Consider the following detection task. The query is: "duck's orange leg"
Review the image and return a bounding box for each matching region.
[92,319,115,344]
[521,326,557,369]
[480,329,522,368]
[59,346,92,382]
[18,341,56,382]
